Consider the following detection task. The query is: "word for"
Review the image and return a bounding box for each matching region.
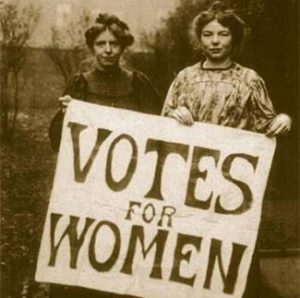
[125,201,177,227]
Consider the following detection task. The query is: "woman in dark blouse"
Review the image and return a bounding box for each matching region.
[49,13,161,152]
[49,13,159,298]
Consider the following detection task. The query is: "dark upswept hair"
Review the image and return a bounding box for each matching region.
[191,1,245,48]
[85,13,134,50]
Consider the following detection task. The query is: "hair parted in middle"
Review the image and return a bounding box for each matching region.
[85,13,134,50]
[190,1,245,48]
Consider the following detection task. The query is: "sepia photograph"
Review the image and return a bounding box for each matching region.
[0,0,299,297]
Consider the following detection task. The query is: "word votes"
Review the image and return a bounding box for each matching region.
[68,122,259,215]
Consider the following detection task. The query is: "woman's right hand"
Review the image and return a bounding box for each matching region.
[58,95,74,113]
[169,106,194,126]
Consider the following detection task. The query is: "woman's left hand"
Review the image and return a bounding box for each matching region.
[266,113,292,137]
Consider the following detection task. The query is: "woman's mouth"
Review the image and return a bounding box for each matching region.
[210,48,222,53]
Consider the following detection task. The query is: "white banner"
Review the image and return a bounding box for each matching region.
[36,100,276,298]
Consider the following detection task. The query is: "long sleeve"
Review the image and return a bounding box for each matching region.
[161,71,188,117]
[247,76,277,133]
[133,71,162,115]
[49,74,87,152]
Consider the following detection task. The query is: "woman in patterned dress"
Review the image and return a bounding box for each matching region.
[162,2,291,136]
[162,1,291,297]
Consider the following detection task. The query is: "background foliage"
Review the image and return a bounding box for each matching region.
[0,1,40,141]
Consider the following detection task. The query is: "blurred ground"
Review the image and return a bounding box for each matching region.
[1,109,299,297]
[260,256,300,298]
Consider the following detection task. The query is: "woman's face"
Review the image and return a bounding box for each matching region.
[93,29,123,70]
[200,19,233,63]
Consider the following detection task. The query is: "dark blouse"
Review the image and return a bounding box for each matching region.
[49,67,161,152]
[49,69,160,297]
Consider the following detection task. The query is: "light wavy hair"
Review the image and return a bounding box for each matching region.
[190,1,245,50]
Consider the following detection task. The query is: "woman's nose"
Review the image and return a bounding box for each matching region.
[105,42,112,53]
[212,34,220,44]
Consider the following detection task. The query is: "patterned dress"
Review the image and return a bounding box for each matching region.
[163,62,274,298]
[162,62,276,133]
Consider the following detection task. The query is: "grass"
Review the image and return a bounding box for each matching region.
[1,110,56,298]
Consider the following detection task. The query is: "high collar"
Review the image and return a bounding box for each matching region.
[95,65,122,76]
[201,60,235,71]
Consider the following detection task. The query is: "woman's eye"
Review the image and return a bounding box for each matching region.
[202,32,212,37]
[220,31,230,36]
[95,42,105,46]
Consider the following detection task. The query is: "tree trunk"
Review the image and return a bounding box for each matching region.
[1,71,10,140]
[9,71,20,142]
